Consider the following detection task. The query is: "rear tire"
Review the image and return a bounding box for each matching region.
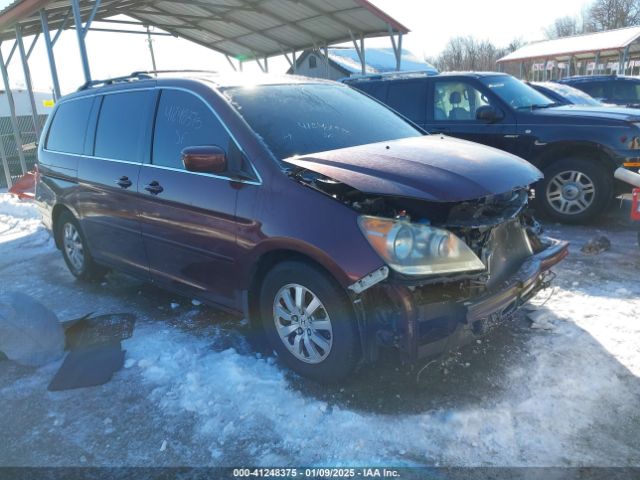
[535,157,612,224]
[259,261,360,382]
[57,211,107,282]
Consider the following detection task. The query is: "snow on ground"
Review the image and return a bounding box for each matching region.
[0,193,638,467]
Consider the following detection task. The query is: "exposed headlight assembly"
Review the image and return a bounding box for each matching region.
[358,216,485,276]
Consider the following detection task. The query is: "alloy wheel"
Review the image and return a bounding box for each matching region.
[273,283,333,364]
[545,170,595,215]
[63,222,85,273]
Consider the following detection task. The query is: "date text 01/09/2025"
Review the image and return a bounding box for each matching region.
[232,468,401,478]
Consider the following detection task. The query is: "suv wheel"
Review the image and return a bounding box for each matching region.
[259,261,359,382]
[536,157,611,223]
[57,211,107,282]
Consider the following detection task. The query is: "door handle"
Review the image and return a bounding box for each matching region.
[144,181,164,195]
[430,127,449,134]
[115,176,132,189]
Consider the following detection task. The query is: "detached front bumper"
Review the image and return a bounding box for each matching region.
[370,238,569,361]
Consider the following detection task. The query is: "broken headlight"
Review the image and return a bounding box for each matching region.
[358,216,486,276]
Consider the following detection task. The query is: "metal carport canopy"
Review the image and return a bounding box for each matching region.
[0,0,409,60]
[0,0,408,187]
[497,26,640,63]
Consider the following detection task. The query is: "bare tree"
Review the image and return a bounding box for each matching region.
[506,38,526,53]
[434,36,501,72]
[584,0,640,31]
[545,16,581,38]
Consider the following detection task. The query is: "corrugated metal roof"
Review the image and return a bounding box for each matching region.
[499,26,640,63]
[327,47,436,74]
[0,0,409,60]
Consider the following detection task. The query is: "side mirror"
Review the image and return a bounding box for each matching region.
[182,145,227,175]
[476,105,504,122]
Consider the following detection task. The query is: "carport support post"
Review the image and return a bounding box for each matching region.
[621,46,630,75]
[519,61,524,79]
[40,10,61,101]
[15,26,41,138]
[71,0,91,84]
[593,52,600,75]
[0,46,27,175]
[349,30,366,75]
[323,45,329,78]
[146,26,157,71]
[0,135,11,188]
[360,34,366,75]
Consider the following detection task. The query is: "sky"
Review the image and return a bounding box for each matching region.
[0,0,591,95]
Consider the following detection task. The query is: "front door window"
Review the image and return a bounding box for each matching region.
[434,81,491,121]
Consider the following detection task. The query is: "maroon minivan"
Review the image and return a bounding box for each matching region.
[36,72,568,381]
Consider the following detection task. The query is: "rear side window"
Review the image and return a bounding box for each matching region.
[94,90,153,162]
[351,81,387,102]
[386,81,426,124]
[46,98,93,154]
[152,89,230,170]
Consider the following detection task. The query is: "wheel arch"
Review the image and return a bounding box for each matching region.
[245,247,354,330]
[51,204,77,250]
[533,141,617,173]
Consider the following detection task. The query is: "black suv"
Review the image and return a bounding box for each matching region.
[345,72,639,223]
[558,75,640,108]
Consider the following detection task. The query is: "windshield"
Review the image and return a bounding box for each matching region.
[543,83,602,106]
[481,75,555,109]
[224,83,423,160]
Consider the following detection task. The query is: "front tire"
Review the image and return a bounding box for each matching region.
[535,157,611,224]
[259,261,360,382]
[57,211,107,282]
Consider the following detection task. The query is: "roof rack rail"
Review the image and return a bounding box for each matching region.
[341,69,438,83]
[78,70,219,91]
[130,69,218,77]
[78,72,154,91]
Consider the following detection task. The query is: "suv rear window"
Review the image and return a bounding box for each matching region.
[94,90,153,162]
[46,97,94,154]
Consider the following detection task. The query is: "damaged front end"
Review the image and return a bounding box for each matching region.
[290,167,569,362]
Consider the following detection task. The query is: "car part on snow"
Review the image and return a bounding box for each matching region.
[50,312,135,391]
[48,343,125,391]
[0,291,135,390]
[581,236,612,255]
[0,291,65,366]
[62,313,135,350]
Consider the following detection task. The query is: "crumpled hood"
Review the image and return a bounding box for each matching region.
[283,135,542,202]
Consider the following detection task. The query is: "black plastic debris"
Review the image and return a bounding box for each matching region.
[48,343,125,391]
[62,313,136,350]
[47,313,136,391]
[0,290,136,391]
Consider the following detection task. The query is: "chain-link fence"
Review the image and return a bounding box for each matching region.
[0,114,48,189]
